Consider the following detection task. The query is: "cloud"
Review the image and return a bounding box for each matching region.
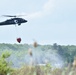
[43,0,55,12]
[22,0,76,20]
[26,11,43,20]
[25,0,55,20]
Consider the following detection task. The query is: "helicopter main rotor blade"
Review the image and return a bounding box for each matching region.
[2,15,16,17]
[2,15,26,18]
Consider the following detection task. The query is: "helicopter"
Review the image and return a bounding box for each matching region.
[0,15,27,26]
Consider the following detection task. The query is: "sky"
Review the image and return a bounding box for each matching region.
[0,0,76,45]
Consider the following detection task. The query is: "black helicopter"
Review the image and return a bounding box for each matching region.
[0,15,27,26]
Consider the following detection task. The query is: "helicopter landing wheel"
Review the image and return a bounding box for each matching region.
[18,23,21,26]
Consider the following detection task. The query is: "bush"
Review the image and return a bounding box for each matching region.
[0,51,13,75]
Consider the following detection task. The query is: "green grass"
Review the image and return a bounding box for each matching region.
[11,64,76,75]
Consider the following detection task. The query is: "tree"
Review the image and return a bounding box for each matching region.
[0,51,13,75]
[52,43,58,50]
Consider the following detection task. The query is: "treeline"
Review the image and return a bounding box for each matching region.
[52,43,76,63]
[0,43,29,51]
[0,43,76,63]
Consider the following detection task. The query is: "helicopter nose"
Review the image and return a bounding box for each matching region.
[25,20,27,22]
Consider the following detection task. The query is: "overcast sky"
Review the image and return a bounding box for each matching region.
[0,0,76,45]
